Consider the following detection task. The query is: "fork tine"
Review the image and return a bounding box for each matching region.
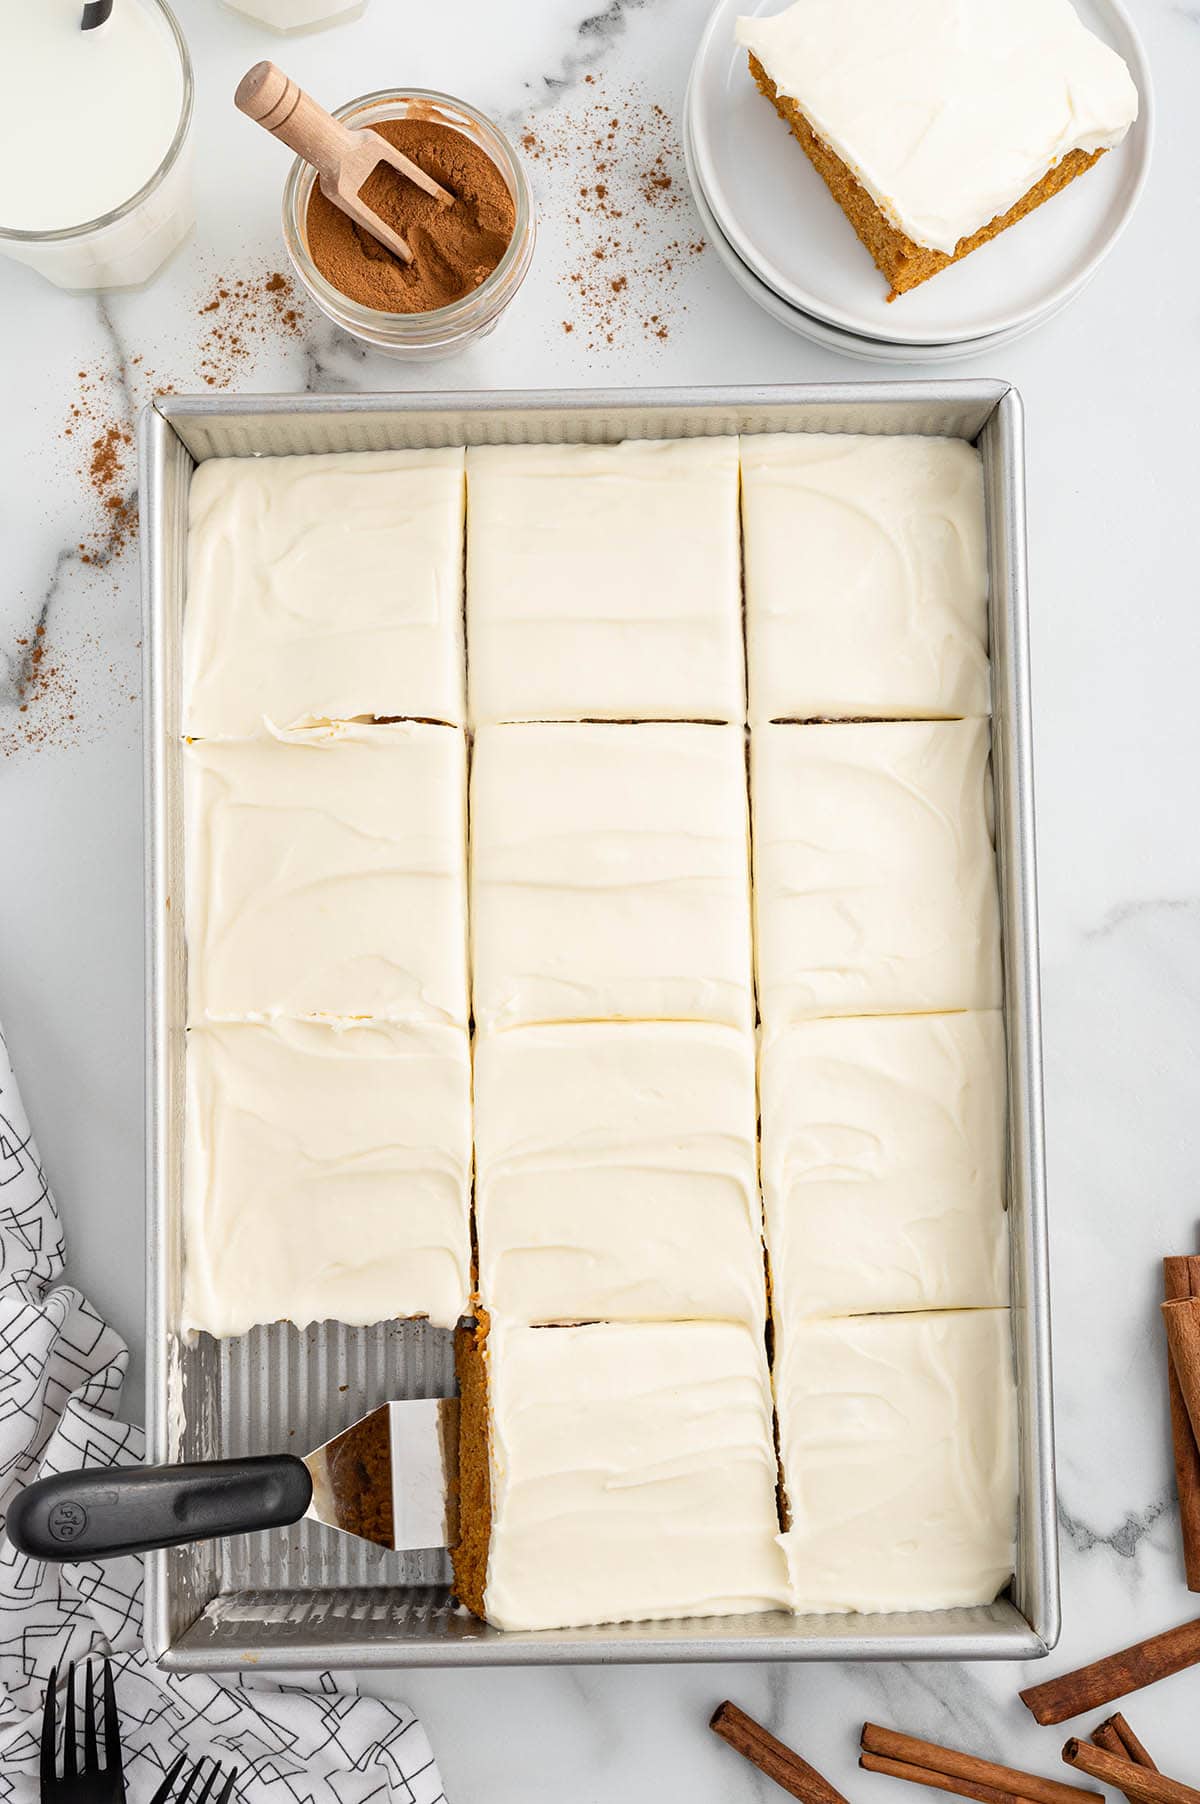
[63,1665,77,1779]
[175,1758,205,1804]
[214,1768,239,1804]
[40,1666,58,1791]
[101,1658,123,1785]
[148,1752,189,1804]
[83,1661,99,1773]
[193,1763,222,1804]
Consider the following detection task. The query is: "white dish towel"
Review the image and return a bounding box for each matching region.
[0,1022,446,1804]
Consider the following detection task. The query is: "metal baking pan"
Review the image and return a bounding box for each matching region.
[141,382,1057,1670]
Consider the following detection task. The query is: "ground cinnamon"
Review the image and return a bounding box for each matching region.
[306,117,515,313]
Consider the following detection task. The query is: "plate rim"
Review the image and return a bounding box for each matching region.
[683,102,1085,362]
[687,0,1155,346]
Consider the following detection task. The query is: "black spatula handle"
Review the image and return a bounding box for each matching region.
[7,1457,313,1561]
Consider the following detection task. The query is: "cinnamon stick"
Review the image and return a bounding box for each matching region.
[1019,1615,1200,1723]
[859,1752,1032,1804]
[1163,1297,1200,1445]
[1062,1741,1200,1804]
[711,1701,851,1804]
[1163,1254,1200,1591]
[1092,1715,1157,1773]
[859,1725,1101,1804]
[1091,1714,1159,1804]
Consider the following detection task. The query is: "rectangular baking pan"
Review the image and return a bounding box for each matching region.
[142,382,1057,1670]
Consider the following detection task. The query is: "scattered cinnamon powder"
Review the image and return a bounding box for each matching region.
[306,119,515,314]
[195,268,305,386]
[520,80,706,352]
[7,265,311,759]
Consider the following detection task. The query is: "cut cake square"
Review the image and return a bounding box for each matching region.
[470,723,754,1031]
[751,719,1002,1025]
[466,439,744,724]
[185,722,469,1027]
[741,433,989,722]
[760,1011,1009,1320]
[474,1021,765,1327]
[183,449,466,735]
[736,0,1138,298]
[183,1018,471,1336]
[776,1310,1018,1614]
[453,1318,789,1630]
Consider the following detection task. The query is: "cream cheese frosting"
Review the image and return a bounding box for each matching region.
[466,439,744,724]
[741,434,990,722]
[752,720,1002,1024]
[474,1022,765,1326]
[183,449,466,736]
[183,1018,471,1337]
[483,1320,790,1630]
[777,1310,1017,1614]
[735,0,1138,256]
[760,1012,1009,1319]
[184,722,468,1027]
[470,723,754,1030]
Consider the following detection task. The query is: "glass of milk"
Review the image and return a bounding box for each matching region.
[0,0,194,292]
[220,0,368,31]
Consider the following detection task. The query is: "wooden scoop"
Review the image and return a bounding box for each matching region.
[235,61,452,265]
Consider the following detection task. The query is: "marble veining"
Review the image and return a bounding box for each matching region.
[2,0,1200,1799]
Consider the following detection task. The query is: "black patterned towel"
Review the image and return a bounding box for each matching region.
[0,1023,446,1804]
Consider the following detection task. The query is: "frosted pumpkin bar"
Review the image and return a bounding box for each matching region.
[751,720,1001,1025]
[184,722,468,1027]
[474,1021,765,1327]
[470,723,754,1030]
[453,1318,789,1630]
[759,1011,1009,1320]
[777,1311,1018,1614]
[465,439,744,723]
[736,0,1137,298]
[183,1018,471,1336]
[741,434,989,722]
[183,448,466,735]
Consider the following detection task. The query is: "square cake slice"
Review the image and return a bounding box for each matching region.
[752,720,1001,1024]
[466,439,743,724]
[454,1319,789,1630]
[185,722,468,1027]
[183,1018,471,1336]
[760,1012,1009,1319]
[470,723,754,1030]
[183,449,466,735]
[741,434,989,722]
[776,1310,1017,1615]
[474,1022,765,1326]
[736,0,1138,297]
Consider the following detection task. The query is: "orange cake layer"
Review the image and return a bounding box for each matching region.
[747,53,1105,300]
[451,1316,492,1622]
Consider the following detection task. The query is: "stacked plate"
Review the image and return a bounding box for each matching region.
[685,0,1152,363]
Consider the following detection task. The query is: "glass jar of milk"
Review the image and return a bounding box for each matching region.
[221,0,368,30]
[0,0,193,292]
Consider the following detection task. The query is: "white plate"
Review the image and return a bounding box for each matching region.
[688,0,1153,346]
[684,108,1080,363]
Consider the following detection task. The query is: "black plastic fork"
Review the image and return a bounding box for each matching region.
[148,1757,239,1804]
[40,1658,124,1804]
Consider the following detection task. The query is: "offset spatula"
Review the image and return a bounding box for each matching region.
[7,1399,458,1562]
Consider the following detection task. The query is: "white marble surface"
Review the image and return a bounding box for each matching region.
[2,1,1200,1799]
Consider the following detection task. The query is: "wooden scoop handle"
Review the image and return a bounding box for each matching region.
[235,61,353,186]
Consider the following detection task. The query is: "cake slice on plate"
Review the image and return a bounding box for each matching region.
[736,0,1138,298]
